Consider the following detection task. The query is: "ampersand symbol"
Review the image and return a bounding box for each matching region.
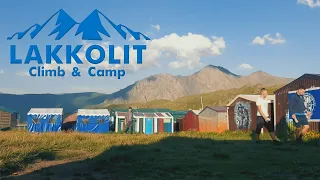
[72,67,81,77]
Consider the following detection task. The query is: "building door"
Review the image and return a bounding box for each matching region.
[145,118,153,134]
[164,118,172,132]
[139,118,144,133]
[158,118,164,132]
[118,118,125,132]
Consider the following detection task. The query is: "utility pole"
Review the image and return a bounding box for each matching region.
[201,96,204,110]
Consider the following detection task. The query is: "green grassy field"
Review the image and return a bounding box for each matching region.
[1,130,319,180]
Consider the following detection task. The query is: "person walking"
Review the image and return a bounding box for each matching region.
[125,107,134,134]
[256,88,281,144]
[289,86,311,143]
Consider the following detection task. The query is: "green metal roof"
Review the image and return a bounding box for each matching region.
[110,108,172,113]
[135,108,172,113]
[110,108,188,120]
[169,110,188,120]
[0,106,17,114]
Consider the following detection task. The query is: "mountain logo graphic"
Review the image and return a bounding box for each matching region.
[7,9,150,41]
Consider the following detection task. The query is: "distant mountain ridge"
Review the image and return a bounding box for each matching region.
[7,9,149,41]
[97,65,293,106]
[94,84,284,110]
[204,65,240,77]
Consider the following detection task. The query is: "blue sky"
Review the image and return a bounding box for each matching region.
[0,0,320,94]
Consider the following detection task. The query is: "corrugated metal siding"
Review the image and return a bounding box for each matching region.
[0,110,11,128]
[198,108,227,132]
[275,76,320,132]
[199,117,218,132]
[182,111,199,131]
[177,119,183,132]
[10,113,18,128]
[228,97,274,131]
[200,108,217,118]
[199,108,218,132]
[309,122,320,132]
[217,112,228,133]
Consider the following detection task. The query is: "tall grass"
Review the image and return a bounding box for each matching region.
[1,130,319,179]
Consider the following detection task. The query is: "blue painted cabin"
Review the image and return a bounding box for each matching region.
[27,108,63,133]
[114,110,174,134]
[76,109,110,133]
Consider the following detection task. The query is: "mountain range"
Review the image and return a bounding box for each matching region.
[7,9,149,41]
[97,65,292,106]
[0,65,292,122]
[94,84,284,110]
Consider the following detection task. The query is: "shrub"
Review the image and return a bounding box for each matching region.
[0,127,11,131]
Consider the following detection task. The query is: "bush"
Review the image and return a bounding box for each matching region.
[303,131,320,143]
[0,127,11,131]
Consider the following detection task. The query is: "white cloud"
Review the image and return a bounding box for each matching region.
[252,36,265,45]
[128,36,135,41]
[16,71,29,77]
[151,24,161,31]
[0,88,27,94]
[146,33,226,69]
[238,63,253,70]
[297,0,320,8]
[267,33,286,44]
[252,33,286,45]
[0,70,4,74]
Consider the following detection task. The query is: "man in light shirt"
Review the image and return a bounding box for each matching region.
[256,88,280,144]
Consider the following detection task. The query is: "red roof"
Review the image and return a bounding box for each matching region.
[144,113,156,117]
[156,113,164,117]
[116,112,127,116]
[134,112,144,116]
[63,113,77,123]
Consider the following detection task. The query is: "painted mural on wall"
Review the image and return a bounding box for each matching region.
[288,89,320,121]
[234,102,252,129]
[304,92,316,113]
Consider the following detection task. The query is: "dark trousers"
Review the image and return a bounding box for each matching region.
[256,116,274,134]
[125,121,133,134]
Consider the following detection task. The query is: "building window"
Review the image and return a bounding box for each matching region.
[82,118,89,125]
[49,117,57,124]
[32,118,40,124]
[97,118,105,124]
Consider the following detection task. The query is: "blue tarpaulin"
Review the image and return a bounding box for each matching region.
[27,108,63,132]
[76,109,110,133]
[288,87,320,121]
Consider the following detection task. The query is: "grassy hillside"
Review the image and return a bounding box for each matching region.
[92,84,283,110]
[0,92,108,122]
[0,130,319,179]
